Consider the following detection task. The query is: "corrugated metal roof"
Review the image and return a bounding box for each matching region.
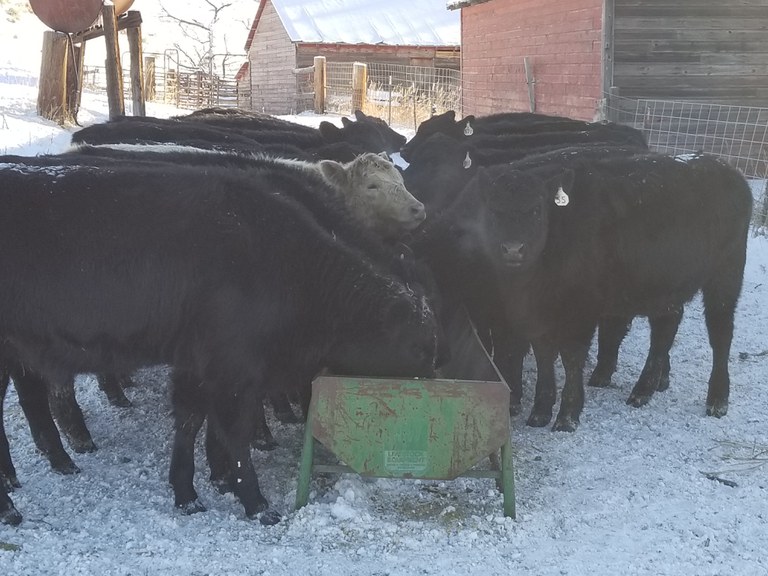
[249,0,460,48]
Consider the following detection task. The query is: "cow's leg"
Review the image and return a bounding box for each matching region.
[0,484,21,526]
[169,370,207,515]
[490,328,530,416]
[11,369,79,475]
[206,425,233,494]
[702,267,744,417]
[553,321,596,432]
[208,384,281,525]
[96,372,133,408]
[627,308,682,408]
[0,369,20,491]
[588,316,632,388]
[251,397,279,451]
[527,337,559,428]
[47,375,96,453]
[268,391,300,424]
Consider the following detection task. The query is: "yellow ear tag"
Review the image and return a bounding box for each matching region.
[463,122,474,136]
[463,151,472,169]
[554,185,570,206]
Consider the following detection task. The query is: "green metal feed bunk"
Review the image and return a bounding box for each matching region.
[295,307,516,519]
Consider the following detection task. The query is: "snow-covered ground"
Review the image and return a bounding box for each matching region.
[1,6,767,575]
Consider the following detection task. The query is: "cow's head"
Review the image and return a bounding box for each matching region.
[473,165,575,270]
[400,110,472,162]
[319,115,394,154]
[319,152,426,240]
[326,280,439,379]
[402,132,479,213]
[354,110,407,153]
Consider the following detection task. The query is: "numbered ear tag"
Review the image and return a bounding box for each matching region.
[463,151,472,169]
[554,185,570,206]
[463,122,474,136]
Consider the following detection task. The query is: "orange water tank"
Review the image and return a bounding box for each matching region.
[30,0,137,34]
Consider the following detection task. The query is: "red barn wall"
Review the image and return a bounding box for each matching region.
[460,0,604,120]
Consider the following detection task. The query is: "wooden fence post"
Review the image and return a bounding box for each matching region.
[351,61,367,114]
[102,3,125,120]
[314,55,326,114]
[143,56,156,101]
[126,20,146,116]
[37,30,69,123]
[65,41,85,121]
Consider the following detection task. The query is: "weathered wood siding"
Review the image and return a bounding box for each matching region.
[459,0,604,120]
[296,45,460,70]
[247,0,297,114]
[612,0,768,106]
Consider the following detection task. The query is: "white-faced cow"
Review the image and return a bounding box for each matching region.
[0,159,440,525]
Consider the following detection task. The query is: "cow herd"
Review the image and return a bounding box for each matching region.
[0,106,753,527]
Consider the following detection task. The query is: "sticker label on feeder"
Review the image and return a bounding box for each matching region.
[384,450,428,474]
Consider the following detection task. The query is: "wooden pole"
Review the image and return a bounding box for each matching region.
[351,61,367,114]
[126,22,145,116]
[313,55,326,114]
[102,3,125,119]
[143,56,156,102]
[523,57,535,113]
[37,30,69,123]
[65,41,85,121]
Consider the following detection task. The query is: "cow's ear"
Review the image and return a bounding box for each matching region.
[318,160,349,189]
[319,121,342,141]
[442,110,456,121]
[354,110,366,121]
[341,116,353,127]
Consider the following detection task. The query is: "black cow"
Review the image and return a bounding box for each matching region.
[402,133,646,214]
[461,152,752,431]
[400,109,646,161]
[0,158,439,524]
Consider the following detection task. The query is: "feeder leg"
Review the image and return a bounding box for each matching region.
[295,410,316,510]
[500,439,516,519]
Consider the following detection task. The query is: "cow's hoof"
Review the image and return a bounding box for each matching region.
[656,376,670,392]
[255,508,282,526]
[51,459,81,476]
[1,474,20,491]
[587,372,612,388]
[251,438,279,452]
[177,499,206,515]
[274,409,301,424]
[526,411,552,428]
[626,393,652,408]
[69,438,97,454]
[0,505,22,526]
[107,395,133,408]
[551,417,578,433]
[706,402,728,418]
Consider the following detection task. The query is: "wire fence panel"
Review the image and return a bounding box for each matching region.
[320,61,460,131]
[325,61,355,116]
[605,93,768,229]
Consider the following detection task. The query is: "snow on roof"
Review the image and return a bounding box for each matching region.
[246,0,460,50]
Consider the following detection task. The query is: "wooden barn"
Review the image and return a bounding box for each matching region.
[242,0,460,114]
[449,0,768,120]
